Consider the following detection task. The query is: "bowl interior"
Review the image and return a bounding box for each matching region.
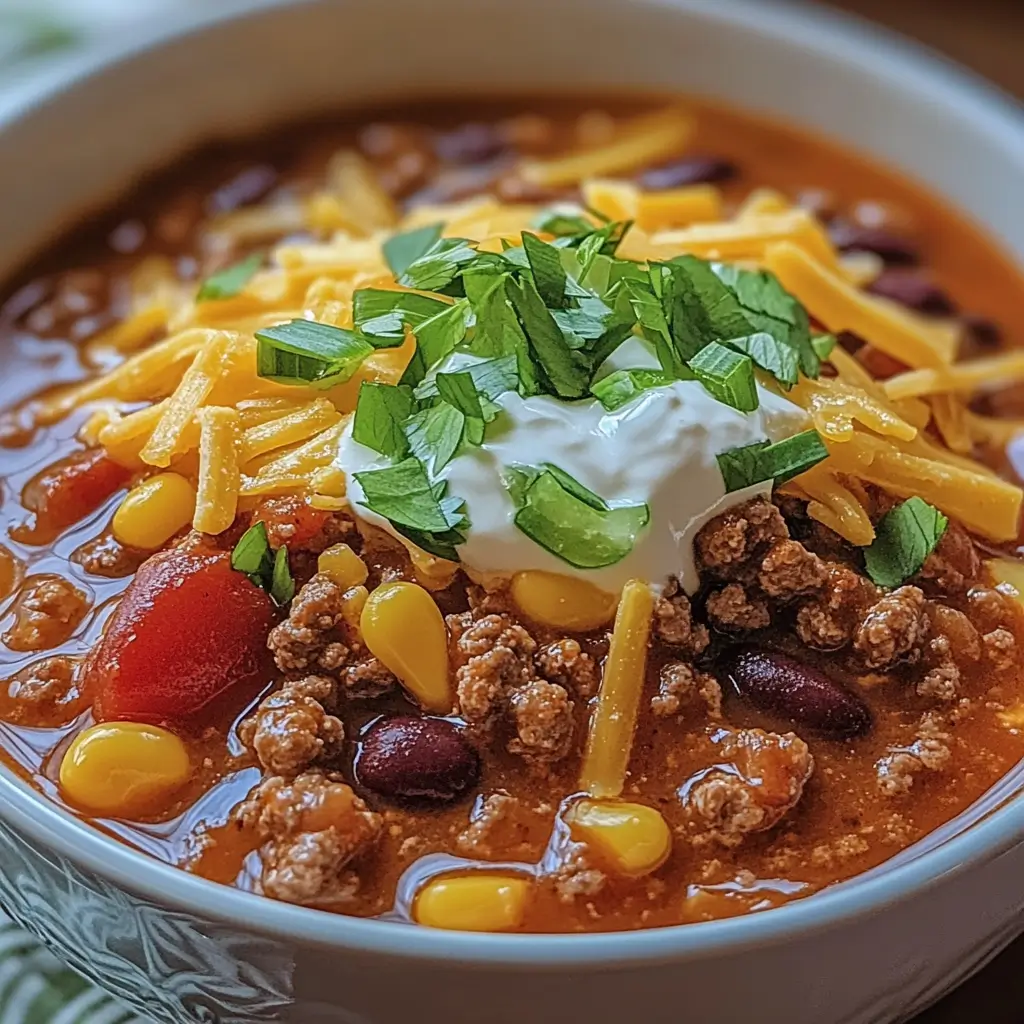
[1,0,1024,962]
[2,0,1024,283]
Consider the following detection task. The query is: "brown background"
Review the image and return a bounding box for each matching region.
[821,3,1024,1019]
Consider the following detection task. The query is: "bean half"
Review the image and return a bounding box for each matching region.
[356,715,480,803]
[725,649,872,739]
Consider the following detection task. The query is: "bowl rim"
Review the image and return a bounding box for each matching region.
[2,0,1024,968]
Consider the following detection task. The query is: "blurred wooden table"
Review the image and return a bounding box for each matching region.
[819,7,1024,1021]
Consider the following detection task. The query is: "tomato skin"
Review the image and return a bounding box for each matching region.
[88,547,277,724]
[16,450,131,544]
[252,497,335,551]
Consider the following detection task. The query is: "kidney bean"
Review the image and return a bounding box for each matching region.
[207,165,278,215]
[867,270,957,317]
[356,716,480,802]
[434,122,506,164]
[961,313,1003,350]
[725,649,872,739]
[829,220,920,265]
[639,155,738,191]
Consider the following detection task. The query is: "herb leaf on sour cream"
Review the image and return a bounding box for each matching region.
[505,463,651,569]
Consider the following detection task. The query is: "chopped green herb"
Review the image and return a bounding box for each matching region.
[231,521,272,577]
[436,371,486,420]
[507,463,650,569]
[864,497,948,589]
[355,457,469,560]
[628,276,686,378]
[535,207,595,237]
[716,429,829,492]
[507,276,590,398]
[811,333,837,360]
[255,319,375,388]
[576,220,632,280]
[353,289,450,343]
[197,253,262,302]
[383,223,443,277]
[404,403,465,473]
[689,341,758,412]
[712,262,819,378]
[467,270,541,395]
[400,299,472,388]
[415,355,519,405]
[398,237,479,292]
[270,546,295,605]
[352,382,414,460]
[231,522,294,606]
[591,368,676,411]
[522,232,569,308]
[725,331,800,388]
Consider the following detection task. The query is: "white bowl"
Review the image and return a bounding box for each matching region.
[1,2,1024,1022]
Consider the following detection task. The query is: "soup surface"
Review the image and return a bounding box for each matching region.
[3,97,1024,934]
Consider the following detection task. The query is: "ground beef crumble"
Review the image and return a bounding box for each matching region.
[876,712,952,796]
[267,573,397,695]
[236,770,382,905]
[705,583,771,632]
[652,579,710,656]
[535,639,598,697]
[456,791,551,860]
[681,728,814,847]
[239,675,344,777]
[651,661,722,719]
[854,586,929,669]
[695,496,787,581]
[451,611,576,767]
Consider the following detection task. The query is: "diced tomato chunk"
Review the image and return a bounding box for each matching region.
[252,496,335,551]
[88,547,277,724]
[18,449,131,543]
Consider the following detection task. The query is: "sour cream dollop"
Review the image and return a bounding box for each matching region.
[337,346,809,594]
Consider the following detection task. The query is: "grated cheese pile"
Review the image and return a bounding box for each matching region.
[44,105,1022,550]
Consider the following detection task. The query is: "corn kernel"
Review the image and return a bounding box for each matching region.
[112,472,196,550]
[510,571,618,631]
[361,581,451,712]
[318,544,368,589]
[987,558,1024,604]
[59,722,190,818]
[566,798,672,877]
[341,585,369,630]
[414,873,531,932]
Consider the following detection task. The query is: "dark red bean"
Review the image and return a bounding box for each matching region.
[725,650,872,739]
[206,165,278,215]
[962,313,1003,350]
[434,123,506,164]
[867,270,957,317]
[639,155,738,191]
[356,716,480,802]
[829,220,920,265]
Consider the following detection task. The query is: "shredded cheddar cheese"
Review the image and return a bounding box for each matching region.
[41,107,1019,550]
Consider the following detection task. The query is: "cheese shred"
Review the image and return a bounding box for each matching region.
[42,107,1021,548]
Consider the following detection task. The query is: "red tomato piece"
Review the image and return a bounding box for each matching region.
[252,496,335,551]
[88,547,277,724]
[17,449,131,543]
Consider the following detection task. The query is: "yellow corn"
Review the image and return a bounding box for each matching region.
[579,579,655,798]
[414,873,531,932]
[112,473,196,550]
[510,571,618,631]
[318,544,368,589]
[59,722,190,818]
[987,559,1024,605]
[341,585,369,630]
[566,799,672,877]
[361,581,451,712]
